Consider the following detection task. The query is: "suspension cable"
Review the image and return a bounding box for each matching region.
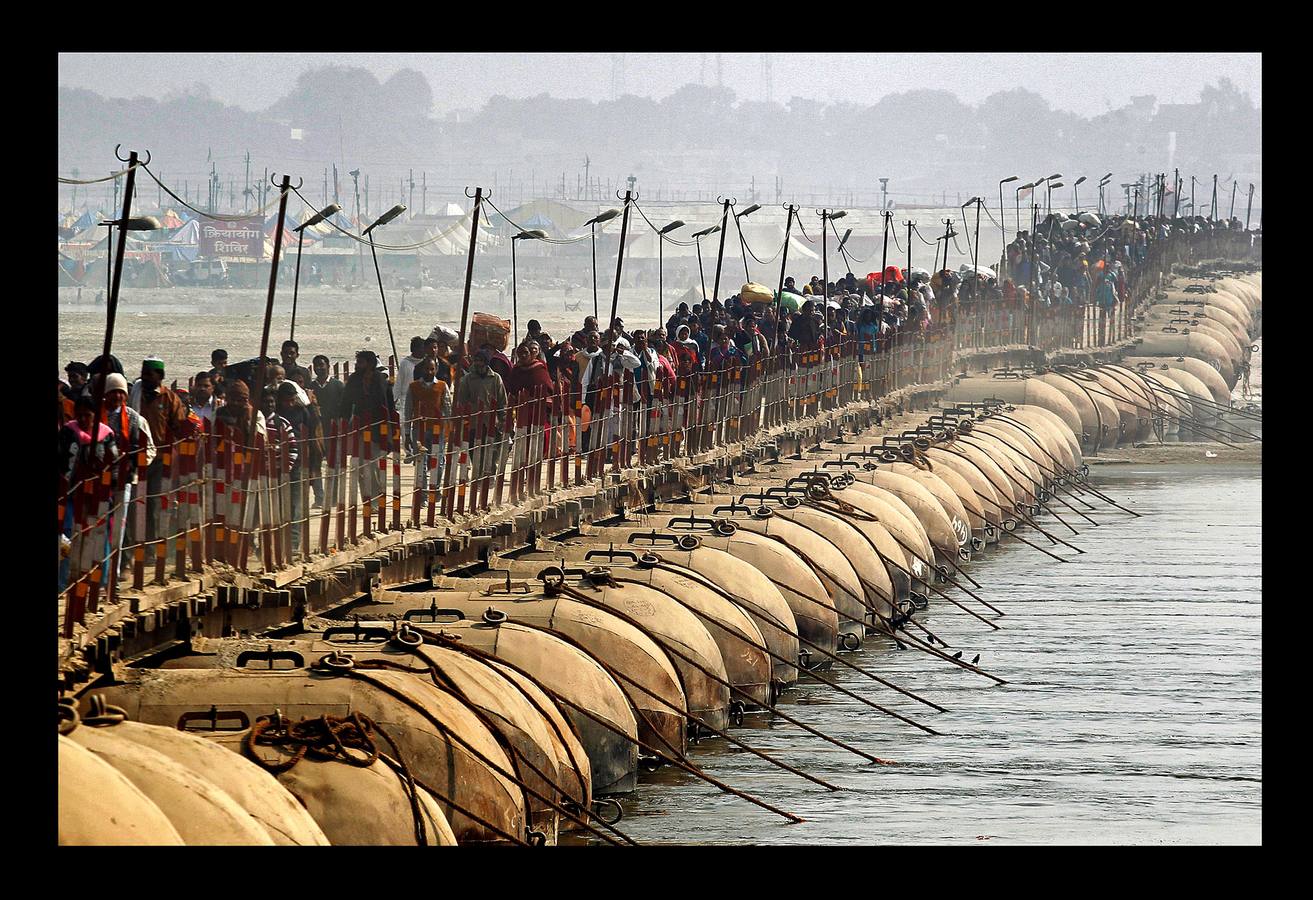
[737,216,787,265]
[828,217,869,264]
[289,184,476,251]
[482,196,593,246]
[631,200,700,246]
[140,164,286,222]
[910,224,938,247]
[58,165,141,185]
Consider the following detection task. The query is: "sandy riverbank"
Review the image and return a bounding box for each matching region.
[1088,441,1261,465]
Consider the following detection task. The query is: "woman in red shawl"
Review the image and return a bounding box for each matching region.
[505,342,556,500]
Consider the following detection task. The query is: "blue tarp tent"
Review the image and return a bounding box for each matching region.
[74,209,101,232]
[164,219,200,248]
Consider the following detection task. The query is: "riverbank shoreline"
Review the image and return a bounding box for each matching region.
[1088,441,1261,465]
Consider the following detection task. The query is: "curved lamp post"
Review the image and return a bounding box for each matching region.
[511,228,548,343]
[657,219,685,321]
[691,224,720,304]
[1098,173,1114,215]
[1016,182,1035,239]
[733,203,761,284]
[818,208,846,298]
[836,226,854,275]
[1045,184,1064,236]
[92,210,160,448]
[363,203,407,369]
[961,196,982,283]
[290,201,341,340]
[584,208,620,320]
[1045,174,1063,216]
[998,175,1018,251]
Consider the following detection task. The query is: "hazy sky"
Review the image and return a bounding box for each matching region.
[60,52,1261,117]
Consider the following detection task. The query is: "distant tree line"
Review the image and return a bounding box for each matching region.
[59,66,1260,209]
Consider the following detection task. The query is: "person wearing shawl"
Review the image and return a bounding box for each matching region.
[101,372,157,565]
[454,349,509,483]
[59,393,121,593]
[506,342,556,500]
[672,324,701,374]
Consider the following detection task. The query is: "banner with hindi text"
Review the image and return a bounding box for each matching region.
[198,217,265,259]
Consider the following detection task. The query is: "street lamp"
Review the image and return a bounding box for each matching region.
[83,149,157,514]
[1045,174,1063,216]
[98,213,162,316]
[962,197,983,284]
[657,219,685,322]
[362,203,405,236]
[103,215,162,231]
[347,168,365,285]
[1016,182,1035,238]
[1045,181,1066,219]
[818,209,846,298]
[998,175,1018,251]
[510,228,548,342]
[836,227,854,274]
[584,208,620,320]
[734,203,762,284]
[1073,176,1086,214]
[363,203,407,370]
[1098,173,1114,215]
[290,202,341,341]
[691,224,720,304]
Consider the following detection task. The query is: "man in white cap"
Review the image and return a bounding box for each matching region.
[103,372,156,570]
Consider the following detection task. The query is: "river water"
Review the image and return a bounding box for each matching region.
[567,461,1262,845]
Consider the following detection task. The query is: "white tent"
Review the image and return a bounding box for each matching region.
[415,216,496,256]
[735,222,820,262]
[679,284,711,305]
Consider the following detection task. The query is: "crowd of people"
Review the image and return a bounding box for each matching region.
[63,209,1231,590]
[56,284,902,592]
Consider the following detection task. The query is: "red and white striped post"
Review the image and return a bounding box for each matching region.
[131,441,149,589]
[390,410,402,531]
[425,417,440,528]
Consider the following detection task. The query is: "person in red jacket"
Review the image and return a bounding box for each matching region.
[505,342,555,500]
